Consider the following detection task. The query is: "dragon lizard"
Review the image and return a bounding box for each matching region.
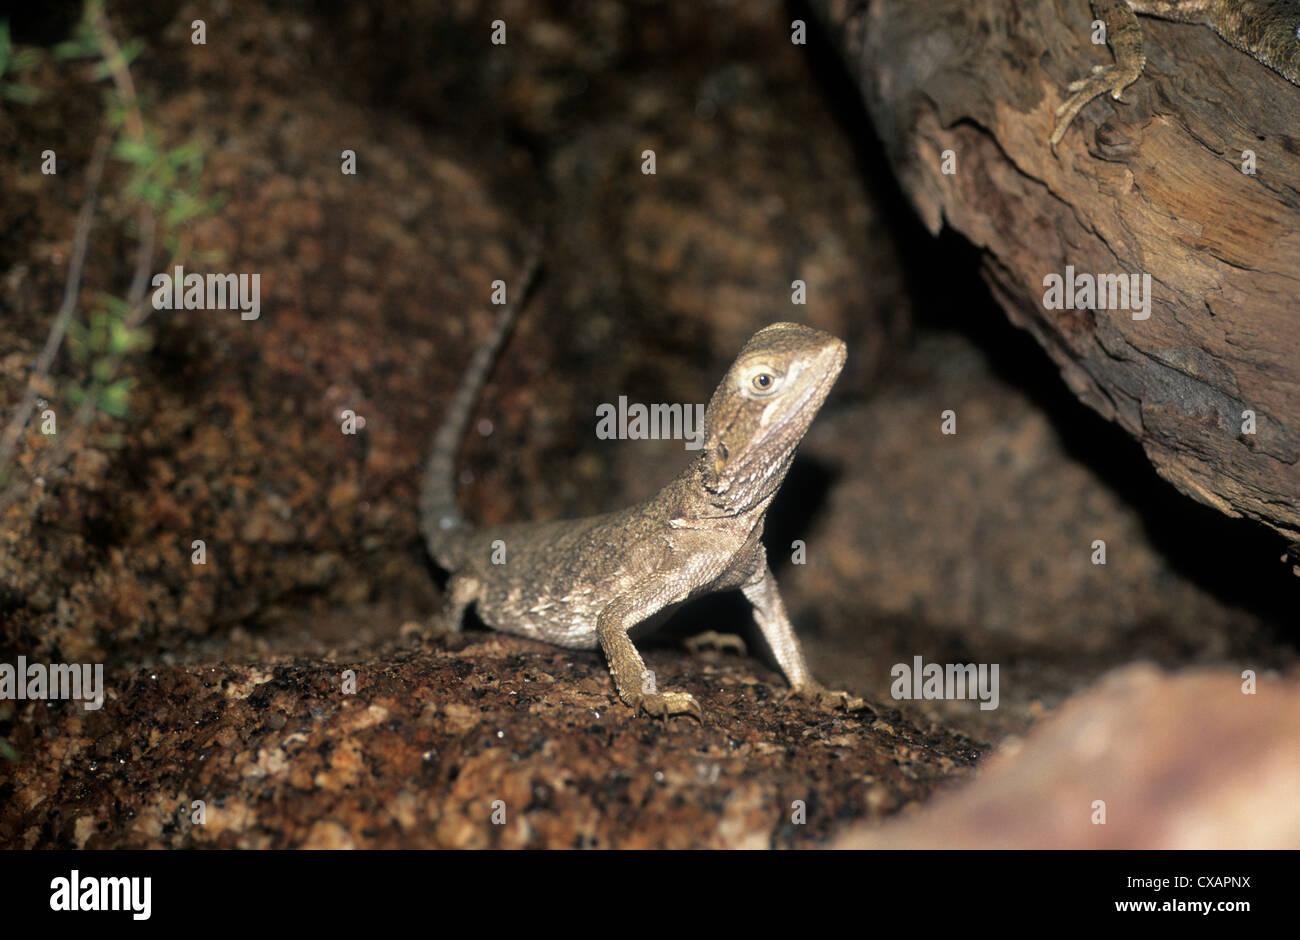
[421,256,860,720]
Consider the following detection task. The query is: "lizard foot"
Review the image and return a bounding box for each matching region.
[683,630,747,656]
[422,612,461,640]
[1049,62,1143,148]
[788,682,868,714]
[637,690,704,722]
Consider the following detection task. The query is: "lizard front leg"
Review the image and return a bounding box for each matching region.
[742,563,864,712]
[596,580,702,721]
[430,571,480,637]
[1051,0,1147,147]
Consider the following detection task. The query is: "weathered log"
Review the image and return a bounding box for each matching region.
[811,0,1300,541]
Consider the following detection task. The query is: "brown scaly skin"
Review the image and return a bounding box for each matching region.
[424,291,862,721]
[1051,0,1300,147]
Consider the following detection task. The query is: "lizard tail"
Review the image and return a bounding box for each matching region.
[421,245,541,569]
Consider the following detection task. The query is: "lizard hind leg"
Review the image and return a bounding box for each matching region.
[1050,0,1147,148]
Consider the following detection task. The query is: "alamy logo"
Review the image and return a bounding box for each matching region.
[595,396,705,451]
[1042,264,1151,320]
[151,265,261,320]
[0,657,104,710]
[49,870,151,920]
[891,656,999,711]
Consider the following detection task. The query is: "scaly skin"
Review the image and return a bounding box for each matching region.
[424,287,861,721]
[1051,0,1300,147]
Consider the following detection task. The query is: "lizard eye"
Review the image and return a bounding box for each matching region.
[751,372,776,392]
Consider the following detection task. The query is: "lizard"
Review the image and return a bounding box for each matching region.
[420,254,860,721]
[1050,0,1300,147]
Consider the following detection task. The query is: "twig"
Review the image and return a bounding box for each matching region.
[0,130,109,500]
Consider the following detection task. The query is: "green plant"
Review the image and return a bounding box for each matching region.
[111,135,224,250]
[59,0,221,423]
[65,294,152,420]
[0,20,42,104]
[0,0,224,514]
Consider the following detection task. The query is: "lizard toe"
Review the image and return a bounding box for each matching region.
[1050,63,1144,147]
[639,690,704,722]
[789,682,868,714]
[683,630,747,656]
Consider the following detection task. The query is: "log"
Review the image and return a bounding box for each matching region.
[810,0,1300,541]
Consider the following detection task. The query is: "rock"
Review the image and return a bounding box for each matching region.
[809,0,1300,542]
[0,637,980,849]
[832,666,1300,849]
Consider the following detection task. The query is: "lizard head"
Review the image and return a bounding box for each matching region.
[699,322,846,514]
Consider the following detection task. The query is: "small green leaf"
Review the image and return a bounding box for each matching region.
[99,379,133,417]
[165,192,201,226]
[12,48,39,71]
[112,137,154,166]
[0,21,13,74]
[108,320,130,353]
[195,247,227,265]
[97,292,129,316]
[167,141,202,168]
[53,21,99,61]
[138,178,165,209]
[118,38,142,66]
[3,82,41,104]
[107,319,148,354]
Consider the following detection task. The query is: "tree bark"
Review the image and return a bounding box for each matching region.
[811,0,1300,541]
